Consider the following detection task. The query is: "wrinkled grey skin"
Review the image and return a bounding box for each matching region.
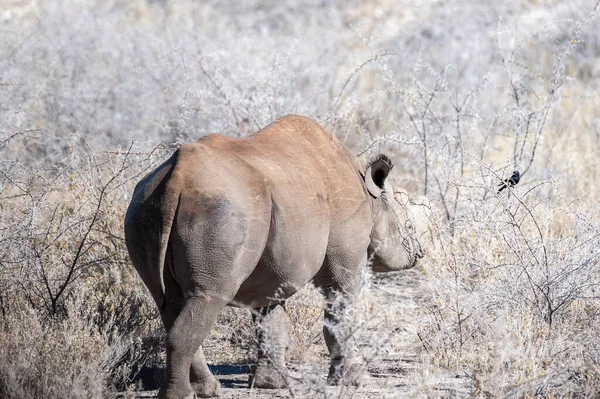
[124,115,431,398]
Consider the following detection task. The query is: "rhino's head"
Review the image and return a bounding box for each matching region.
[364,155,432,272]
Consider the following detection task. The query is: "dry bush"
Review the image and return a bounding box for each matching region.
[418,190,600,396]
[286,285,326,365]
[0,304,117,399]
[2,0,600,397]
[0,135,167,396]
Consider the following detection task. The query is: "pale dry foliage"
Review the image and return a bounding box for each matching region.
[1,0,600,397]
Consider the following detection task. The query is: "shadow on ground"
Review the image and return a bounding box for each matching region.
[131,364,250,391]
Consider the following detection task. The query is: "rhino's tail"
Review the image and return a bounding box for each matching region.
[156,176,181,312]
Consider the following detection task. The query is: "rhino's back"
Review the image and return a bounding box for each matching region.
[178,115,365,210]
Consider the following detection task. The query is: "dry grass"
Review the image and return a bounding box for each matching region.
[1,0,600,397]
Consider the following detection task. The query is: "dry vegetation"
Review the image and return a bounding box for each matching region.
[1,0,600,397]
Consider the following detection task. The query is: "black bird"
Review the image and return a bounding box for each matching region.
[498,170,520,193]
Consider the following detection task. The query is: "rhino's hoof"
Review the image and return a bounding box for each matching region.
[327,363,366,387]
[191,376,221,398]
[249,364,288,389]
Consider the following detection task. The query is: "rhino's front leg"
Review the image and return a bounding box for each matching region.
[322,288,365,386]
[248,302,290,389]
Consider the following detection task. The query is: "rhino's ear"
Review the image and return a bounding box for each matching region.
[365,154,393,198]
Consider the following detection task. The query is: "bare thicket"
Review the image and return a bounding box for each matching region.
[1,0,600,397]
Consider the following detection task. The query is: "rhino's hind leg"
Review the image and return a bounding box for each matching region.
[160,294,225,399]
[248,303,290,389]
[190,346,221,398]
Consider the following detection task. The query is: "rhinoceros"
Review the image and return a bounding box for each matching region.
[124,115,431,398]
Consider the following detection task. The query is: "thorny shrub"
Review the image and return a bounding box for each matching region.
[1,0,600,397]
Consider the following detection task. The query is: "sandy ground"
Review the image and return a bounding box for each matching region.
[120,271,472,398]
